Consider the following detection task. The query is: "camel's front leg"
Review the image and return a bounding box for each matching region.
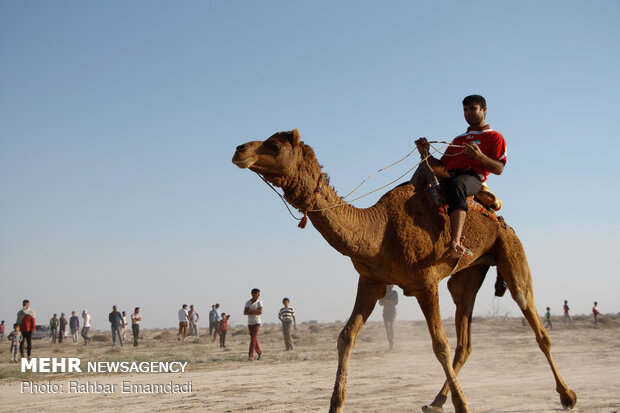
[329,276,385,413]
[424,265,488,413]
[417,285,471,413]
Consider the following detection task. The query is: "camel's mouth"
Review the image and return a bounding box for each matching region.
[232,156,256,169]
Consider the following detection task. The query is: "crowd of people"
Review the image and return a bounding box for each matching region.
[4,294,603,363]
[3,300,143,362]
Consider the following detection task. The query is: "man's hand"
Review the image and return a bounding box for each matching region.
[463,142,483,160]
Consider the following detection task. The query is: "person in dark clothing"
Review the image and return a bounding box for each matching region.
[108,305,124,347]
[59,313,68,343]
[69,311,80,343]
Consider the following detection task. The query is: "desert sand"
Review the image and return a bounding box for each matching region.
[1,315,619,413]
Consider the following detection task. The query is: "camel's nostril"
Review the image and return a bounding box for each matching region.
[236,144,246,152]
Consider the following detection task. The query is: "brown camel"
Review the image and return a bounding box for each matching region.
[232,129,577,413]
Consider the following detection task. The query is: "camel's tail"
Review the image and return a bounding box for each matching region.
[494,269,507,297]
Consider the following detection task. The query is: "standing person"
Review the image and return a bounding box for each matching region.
[121,311,128,342]
[378,285,399,350]
[545,307,553,330]
[8,324,22,363]
[81,309,91,345]
[592,302,600,327]
[212,304,222,342]
[16,299,36,358]
[69,311,80,343]
[131,307,142,347]
[50,314,59,344]
[109,305,124,347]
[209,305,217,340]
[563,300,573,327]
[188,305,200,338]
[0,320,5,342]
[218,313,231,348]
[178,304,189,342]
[278,298,297,351]
[244,288,263,360]
[59,313,68,343]
[414,95,507,257]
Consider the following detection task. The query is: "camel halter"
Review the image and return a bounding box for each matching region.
[256,140,459,228]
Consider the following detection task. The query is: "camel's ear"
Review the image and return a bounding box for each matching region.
[290,129,301,146]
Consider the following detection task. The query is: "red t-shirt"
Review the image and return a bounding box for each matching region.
[218,318,228,333]
[440,125,507,182]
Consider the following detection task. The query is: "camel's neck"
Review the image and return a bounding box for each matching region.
[270,147,386,259]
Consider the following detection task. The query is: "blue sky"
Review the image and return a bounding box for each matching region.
[1,1,619,329]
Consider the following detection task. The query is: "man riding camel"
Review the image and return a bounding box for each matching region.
[415,94,507,258]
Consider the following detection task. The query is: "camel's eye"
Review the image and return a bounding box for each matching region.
[265,141,281,153]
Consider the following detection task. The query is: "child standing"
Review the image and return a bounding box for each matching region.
[592,302,600,327]
[545,307,552,330]
[8,324,22,362]
[278,298,297,351]
[219,313,231,348]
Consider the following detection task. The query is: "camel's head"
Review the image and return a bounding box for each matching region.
[232,129,303,176]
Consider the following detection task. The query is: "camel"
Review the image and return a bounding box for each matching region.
[232,129,577,413]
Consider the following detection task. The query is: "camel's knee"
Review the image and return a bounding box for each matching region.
[432,338,451,364]
[535,332,551,350]
[337,327,355,352]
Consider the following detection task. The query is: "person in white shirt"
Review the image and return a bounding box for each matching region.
[178,304,189,342]
[131,307,142,347]
[244,288,263,360]
[81,309,91,345]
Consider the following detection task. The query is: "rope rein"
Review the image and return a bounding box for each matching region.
[256,140,462,224]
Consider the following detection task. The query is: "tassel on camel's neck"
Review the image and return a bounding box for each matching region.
[298,212,308,229]
[297,172,329,229]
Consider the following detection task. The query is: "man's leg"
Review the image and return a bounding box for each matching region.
[132,324,139,346]
[111,327,117,346]
[445,172,482,257]
[248,324,258,359]
[25,332,32,357]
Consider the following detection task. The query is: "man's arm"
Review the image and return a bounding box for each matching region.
[462,143,504,175]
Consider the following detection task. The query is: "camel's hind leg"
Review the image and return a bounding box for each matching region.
[423,265,489,413]
[329,275,385,413]
[495,233,577,409]
[417,285,471,413]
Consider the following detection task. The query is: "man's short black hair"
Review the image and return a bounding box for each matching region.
[23,300,29,305]
[462,94,486,108]
[282,297,290,303]
[251,288,260,294]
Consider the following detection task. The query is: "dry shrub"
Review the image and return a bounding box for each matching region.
[153,330,175,340]
[91,334,109,342]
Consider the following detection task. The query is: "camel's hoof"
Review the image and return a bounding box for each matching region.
[560,389,577,409]
[421,405,443,413]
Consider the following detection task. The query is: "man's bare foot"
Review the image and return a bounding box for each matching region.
[450,238,472,258]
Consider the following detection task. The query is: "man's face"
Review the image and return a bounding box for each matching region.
[113,306,117,311]
[463,103,487,127]
[252,291,260,300]
[23,302,30,309]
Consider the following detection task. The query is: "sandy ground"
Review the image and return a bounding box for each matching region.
[1,315,619,413]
